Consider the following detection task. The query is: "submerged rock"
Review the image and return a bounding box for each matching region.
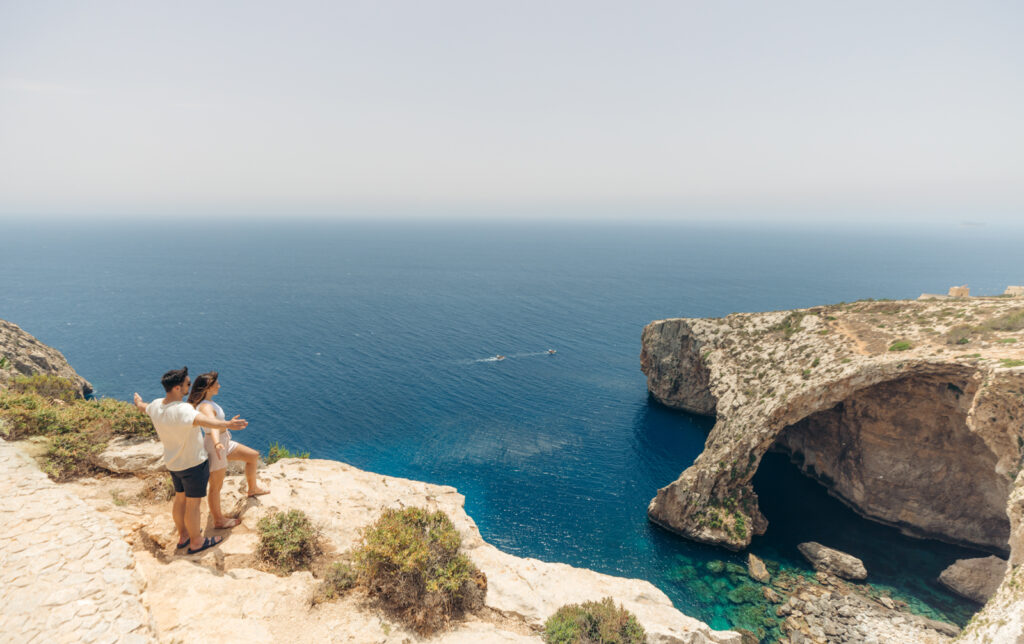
[939,556,1007,604]
[796,542,867,581]
[747,553,770,583]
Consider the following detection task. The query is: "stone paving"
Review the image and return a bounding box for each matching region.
[0,441,155,643]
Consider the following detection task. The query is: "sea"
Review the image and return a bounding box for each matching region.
[2,218,1021,638]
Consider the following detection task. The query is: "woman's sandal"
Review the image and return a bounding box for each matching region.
[186,536,223,555]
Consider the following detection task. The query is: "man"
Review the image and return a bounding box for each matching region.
[133,366,248,554]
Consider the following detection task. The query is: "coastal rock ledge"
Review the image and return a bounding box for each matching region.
[642,297,1024,643]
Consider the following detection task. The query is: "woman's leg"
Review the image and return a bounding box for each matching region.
[207,467,227,526]
[228,443,269,496]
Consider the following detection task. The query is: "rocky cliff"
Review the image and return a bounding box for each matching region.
[0,319,92,396]
[642,297,1024,642]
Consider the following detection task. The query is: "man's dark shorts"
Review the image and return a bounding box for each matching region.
[168,459,210,498]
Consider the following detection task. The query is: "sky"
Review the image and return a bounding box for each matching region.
[0,1,1021,223]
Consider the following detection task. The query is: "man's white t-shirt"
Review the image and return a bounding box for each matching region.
[146,398,206,472]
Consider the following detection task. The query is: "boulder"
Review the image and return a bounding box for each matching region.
[797,542,867,581]
[747,553,770,583]
[93,437,165,474]
[938,556,1007,604]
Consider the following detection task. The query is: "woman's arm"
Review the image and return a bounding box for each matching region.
[197,401,225,458]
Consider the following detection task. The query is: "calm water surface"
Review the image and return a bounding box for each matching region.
[3,219,1019,636]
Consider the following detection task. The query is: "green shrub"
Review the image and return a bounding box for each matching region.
[1000,359,1024,368]
[84,398,153,436]
[888,341,912,352]
[42,433,103,481]
[543,597,646,644]
[354,507,485,634]
[8,374,80,402]
[266,442,310,464]
[257,509,323,574]
[311,561,357,605]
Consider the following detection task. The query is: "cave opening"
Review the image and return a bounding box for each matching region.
[749,369,1012,623]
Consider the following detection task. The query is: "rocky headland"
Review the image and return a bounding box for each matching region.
[0,319,739,643]
[642,296,1024,643]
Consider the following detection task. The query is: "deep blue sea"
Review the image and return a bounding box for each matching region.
[3,219,1021,636]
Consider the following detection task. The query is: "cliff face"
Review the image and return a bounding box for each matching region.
[0,319,92,396]
[642,298,1024,641]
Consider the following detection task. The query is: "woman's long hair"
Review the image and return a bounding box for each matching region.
[187,371,218,407]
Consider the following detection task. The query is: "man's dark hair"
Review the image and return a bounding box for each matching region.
[161,367,189,393]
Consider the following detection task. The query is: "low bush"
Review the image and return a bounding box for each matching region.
[543,597,646,644]
[7,374,80,402]
[311,561,357,605]
[354,507,485,634]
[0,382,153,480]
[42,432,103,481]
[888,341,912,352]
[266,442,310,464]
[257,509,323,574]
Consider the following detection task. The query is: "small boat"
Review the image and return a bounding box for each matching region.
[495,355,506,361]
[547,349,556,355]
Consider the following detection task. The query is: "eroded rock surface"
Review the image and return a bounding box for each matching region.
[0,319,92,396]
[52,449,741,644]
[797,542,867,581]
[94,437,166,474]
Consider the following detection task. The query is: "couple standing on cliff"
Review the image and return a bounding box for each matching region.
[133,367,269,554]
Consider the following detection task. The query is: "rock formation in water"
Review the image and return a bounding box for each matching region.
[642,297,1024,642]
[939,556,1007,604]
[0,319,92,396]
[797,542,867,581]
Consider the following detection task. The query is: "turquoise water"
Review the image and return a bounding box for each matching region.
[1,219,1014,636]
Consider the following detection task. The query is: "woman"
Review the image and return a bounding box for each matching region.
[187,371,269,529]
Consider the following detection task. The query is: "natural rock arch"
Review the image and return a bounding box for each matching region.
[642,306,1023,555]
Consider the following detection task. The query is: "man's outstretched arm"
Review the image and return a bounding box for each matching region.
[132,393,148,413]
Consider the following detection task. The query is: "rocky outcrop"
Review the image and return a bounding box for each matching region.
[0,319,92,397]
[69,452,742,643]
[773,571,959,644]
[797,542,867,581]
[642,299,1024,554]
[642,297,1024,641]
[93,437,165,474]
[938,556,1007,604]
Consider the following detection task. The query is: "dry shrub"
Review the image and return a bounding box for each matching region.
[543,597,646,644]
[136,474,176,503]
[257,509,323,574]
[354,507,486,634]
[311,560,357,605]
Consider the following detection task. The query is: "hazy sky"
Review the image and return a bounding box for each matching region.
[1,1,1021,222]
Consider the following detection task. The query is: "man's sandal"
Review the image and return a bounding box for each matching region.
[175,537,190,549]
[214,518,241,529]
[186,536,223,555]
